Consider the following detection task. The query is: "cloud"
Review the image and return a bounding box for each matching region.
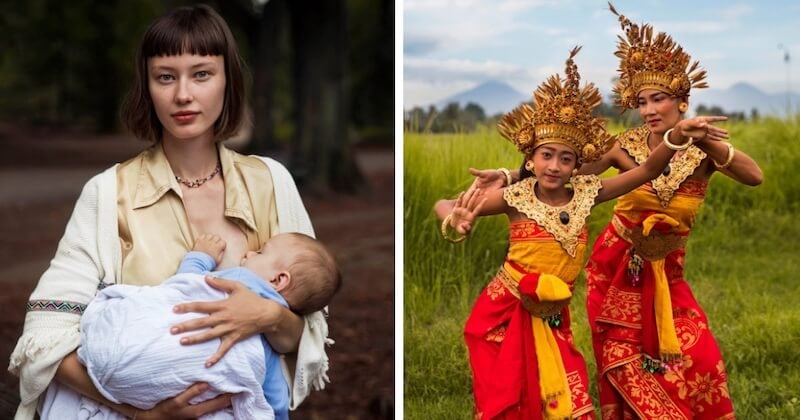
[403,0,563,55]
[405,57,531,82]
[720,3,753,20]
[404,35,441,56]
[405,0,556,12]
[403,79,477,108]
[649,20,727,35]
[404,57,539,107]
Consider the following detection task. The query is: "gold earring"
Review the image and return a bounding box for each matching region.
[571,168,578,177]
[525,160,535,171]
[678,102,689,113]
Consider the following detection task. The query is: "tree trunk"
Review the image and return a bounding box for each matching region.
[288,0,363,193]
[246,0,286,154]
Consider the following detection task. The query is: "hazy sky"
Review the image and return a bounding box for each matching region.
[404,0,800,108]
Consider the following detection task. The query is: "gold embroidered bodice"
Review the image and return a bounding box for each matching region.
[617,125,707,208]
[614,180,708,235]
[503,175,602,257]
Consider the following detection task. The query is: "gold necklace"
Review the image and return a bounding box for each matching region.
[175,163,221,188]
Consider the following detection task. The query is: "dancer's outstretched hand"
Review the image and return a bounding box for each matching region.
[449,186,487,235]
[676,115,729,143]
[468,167,505,192]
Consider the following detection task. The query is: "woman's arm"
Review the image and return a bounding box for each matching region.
[578,141,621,175]
[695,139,763,186]
[55,352,138,418]
[595,116,728,203]
[56,345,232,419]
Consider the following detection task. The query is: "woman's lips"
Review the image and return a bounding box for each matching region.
[172,112,199,123]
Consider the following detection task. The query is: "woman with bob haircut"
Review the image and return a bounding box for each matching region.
[9,5,330,419]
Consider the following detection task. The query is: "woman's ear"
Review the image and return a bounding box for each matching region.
[678,96,689,113]
[269,271,292,292]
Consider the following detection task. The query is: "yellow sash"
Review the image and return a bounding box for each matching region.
[502,262,572,418]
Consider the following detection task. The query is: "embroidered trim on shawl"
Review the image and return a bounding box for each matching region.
[503,175,601,257]
[26,300,86,315]
[617,125,707,208]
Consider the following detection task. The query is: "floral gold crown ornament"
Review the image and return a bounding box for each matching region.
[497,46,613,163]
[609,2,709,110]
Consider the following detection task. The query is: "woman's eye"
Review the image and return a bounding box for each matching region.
[196,71,210,79]
[157,74,174,82]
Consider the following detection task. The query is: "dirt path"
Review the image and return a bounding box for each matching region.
[0,132,394,419]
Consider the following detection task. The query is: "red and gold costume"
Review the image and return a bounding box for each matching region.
[466,176,599,419]
[586,126,735,419]
[463,48,612,419]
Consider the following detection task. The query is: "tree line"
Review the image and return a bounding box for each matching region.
[404,101,760,134]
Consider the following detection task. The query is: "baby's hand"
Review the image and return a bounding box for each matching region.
[194,234,226,265]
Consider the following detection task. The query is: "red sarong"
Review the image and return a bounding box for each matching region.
[465,271,594,419]
[586,221,735,419]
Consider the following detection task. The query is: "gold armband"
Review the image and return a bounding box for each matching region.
[713,142,735,170]
[662,128,693,151]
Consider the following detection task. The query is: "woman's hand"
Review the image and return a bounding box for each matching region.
[138,383,232,420]
[468,167,506,192]
[675,115,729,143]
[450,186,487,235]
[171,276,283,366]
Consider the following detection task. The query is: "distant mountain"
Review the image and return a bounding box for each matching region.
[692,82,799,116]
[427,80,798,118]
[436,80,528,116]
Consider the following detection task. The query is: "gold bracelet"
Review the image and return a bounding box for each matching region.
[497,167,512,187]
[662,128,693,151]
[440,214,467,243]
[713,142,735,170]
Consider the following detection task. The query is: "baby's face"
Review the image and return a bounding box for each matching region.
[240,235,294,281]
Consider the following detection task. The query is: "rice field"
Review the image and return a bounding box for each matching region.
[403,118,800,419]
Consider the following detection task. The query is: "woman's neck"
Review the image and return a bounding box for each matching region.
[534,182,572,207]
[647,130,662,151]
[161,135,220,179]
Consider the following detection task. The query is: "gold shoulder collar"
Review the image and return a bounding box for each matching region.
[503,175,601,257]
[617,125,707,207]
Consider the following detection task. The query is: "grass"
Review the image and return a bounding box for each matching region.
[403,118,800,419]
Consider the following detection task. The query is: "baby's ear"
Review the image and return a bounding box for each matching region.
[270,271,292,291]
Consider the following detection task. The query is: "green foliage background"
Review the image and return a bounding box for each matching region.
[403,118,800,419]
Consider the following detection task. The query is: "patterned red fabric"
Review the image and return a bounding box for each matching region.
[465,274,594,419]
[586,224,735,419]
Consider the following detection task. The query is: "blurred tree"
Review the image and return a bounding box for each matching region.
[288,0,362,192]
[0,0,161,130]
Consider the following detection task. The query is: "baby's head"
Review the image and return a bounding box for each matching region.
[240,233,341,315]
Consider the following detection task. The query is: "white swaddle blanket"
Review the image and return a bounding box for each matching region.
[72,274,273,420]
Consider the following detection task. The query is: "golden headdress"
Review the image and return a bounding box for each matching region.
[497,46,612,163]
[609,2,708,109]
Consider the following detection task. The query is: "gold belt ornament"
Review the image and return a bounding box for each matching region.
[612,215,687,260]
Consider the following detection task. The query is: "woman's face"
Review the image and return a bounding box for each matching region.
[148,54,226,143]
[531,143,578,191]
[637,89,682,135]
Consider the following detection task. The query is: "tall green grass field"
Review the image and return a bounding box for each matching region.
[404,119,800,419]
